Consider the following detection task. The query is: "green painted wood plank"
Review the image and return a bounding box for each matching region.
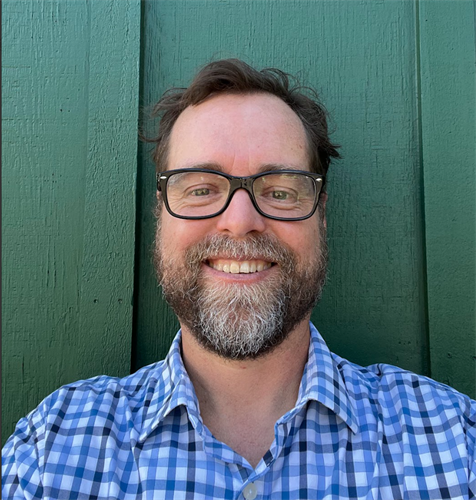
[419,0,476,397]
[135,0,429,379]
[2,0,141,445]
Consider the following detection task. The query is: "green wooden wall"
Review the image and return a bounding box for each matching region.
[2,0,141,444]
[3,0,475,445]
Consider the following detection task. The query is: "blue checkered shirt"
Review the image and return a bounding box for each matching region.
[3,323,476,499]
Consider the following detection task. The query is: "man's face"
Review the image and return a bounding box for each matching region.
[155,93,327,359]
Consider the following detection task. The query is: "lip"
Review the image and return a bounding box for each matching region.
[201,261,276,283]
[206,258,273,274]
[205,254,275,262]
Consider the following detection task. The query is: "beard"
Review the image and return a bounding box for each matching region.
[154,217,328,360]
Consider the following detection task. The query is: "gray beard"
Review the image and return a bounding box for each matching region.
[155,224,327,360]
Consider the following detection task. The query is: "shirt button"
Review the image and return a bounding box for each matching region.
[243,482,258,500]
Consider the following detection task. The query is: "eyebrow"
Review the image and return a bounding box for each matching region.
[175,163,305,174]
[255,164,304,174]
[181,162,225,173]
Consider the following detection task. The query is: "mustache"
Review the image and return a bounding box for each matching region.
[184,233,296,269]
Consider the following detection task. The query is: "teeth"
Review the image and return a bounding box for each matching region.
[240,262,250,274]
[230,263,240,274]
[209,260,272,274]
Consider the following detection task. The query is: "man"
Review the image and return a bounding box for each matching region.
[3,59,476,499]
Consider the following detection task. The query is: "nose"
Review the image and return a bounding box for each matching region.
[215,188,266,236]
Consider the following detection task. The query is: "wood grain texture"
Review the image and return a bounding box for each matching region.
[134,0,431,380]
[2,0,141,444]
[419,0,476,396]
[3,0,474,449]
[133,0,181,372]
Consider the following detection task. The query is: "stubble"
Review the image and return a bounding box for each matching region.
[154,214,327,360]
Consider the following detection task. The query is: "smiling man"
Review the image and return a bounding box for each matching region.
[3,59,476,500]
[155,91,329,470]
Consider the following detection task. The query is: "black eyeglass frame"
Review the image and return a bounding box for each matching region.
[156,168,326,221]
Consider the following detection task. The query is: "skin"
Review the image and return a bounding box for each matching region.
[159,93,327,468]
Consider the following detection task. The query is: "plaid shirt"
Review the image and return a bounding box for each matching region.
[3,323,476,500]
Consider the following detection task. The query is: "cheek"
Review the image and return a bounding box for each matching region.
[272,219,321,256]
[160,214,214,254]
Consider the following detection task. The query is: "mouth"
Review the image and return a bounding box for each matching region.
[206,259,274,274]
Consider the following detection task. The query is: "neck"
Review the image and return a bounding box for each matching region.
[180,318,311,467]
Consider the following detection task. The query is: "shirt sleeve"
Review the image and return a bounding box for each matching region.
[467,398,476,498]
[2,413,45,500]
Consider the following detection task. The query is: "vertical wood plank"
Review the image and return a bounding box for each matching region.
[419,0,476,397]
[135,1,430,381]
[133,0,180,371]
[2,0,141,444]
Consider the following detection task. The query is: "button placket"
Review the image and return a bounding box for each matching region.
[242,481,258,500]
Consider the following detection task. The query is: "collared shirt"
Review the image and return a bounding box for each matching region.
[3,323,476,500]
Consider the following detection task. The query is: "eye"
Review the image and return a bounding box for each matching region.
[184,184,220,197]
[271,190,290,200]
[190,187,210,197]
[261,187,298,203]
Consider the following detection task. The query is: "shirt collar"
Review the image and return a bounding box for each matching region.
[138,322,358,442]
[138,330,201,443]
[293,323,359,434]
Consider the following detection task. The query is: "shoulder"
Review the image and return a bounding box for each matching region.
[2,361,171,498]
[2,361,178,498]
[2,360,170,457]
[334,353,476,430]
[38,360,168,422]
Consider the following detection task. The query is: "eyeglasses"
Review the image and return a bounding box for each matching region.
[156,168,325,221]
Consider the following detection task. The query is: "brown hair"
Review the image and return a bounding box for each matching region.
[146,59,340,175]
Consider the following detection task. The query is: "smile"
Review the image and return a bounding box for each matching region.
[207,259,273,274]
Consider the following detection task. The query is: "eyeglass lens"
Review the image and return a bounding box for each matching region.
[166,171,317,219]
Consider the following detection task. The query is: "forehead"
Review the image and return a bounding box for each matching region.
[167,93,310,172]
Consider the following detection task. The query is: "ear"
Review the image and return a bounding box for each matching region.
[154,190,164,219]
[319,192,328,228]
